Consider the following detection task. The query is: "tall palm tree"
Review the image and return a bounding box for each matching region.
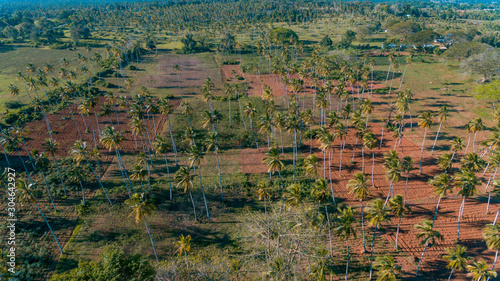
[431,106,448,154]
[152,135,173,201]
[125,193,159,263]
[418,111,433,174]
[448,137,465,173]
[30,148,57,211]
[373,255,401,281]
[389,194,411,249]
[455,168,480,242]
[401,156,413,203]
[263,147,284,190]
[486,150,500,214]
[157,98,178,164]
[286,114,301,181]
[367,198,391,280]
[187,144,210,221]
[175,234,192,268]
[17,178,64,254]
[69,165,88,206]
[204,131,224,200]
[471,118,486,153]
[363,131,379,186]
[483,223,500,275]
[346,172,370,252]
[303,154,320,178]
[256,181,271,218]
[43,139,68,196]
[467,260,497,281]
[334,206,356,281]
[429,173,454,226]
[415,219,444,276]
[244,101,258,148]
[443,245,468,281]
[173,64,183,100]
[175,166,197,221]
[99,125,134,196]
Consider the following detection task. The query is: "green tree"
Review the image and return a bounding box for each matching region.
[346,172,370,252]
[373,255,401,281]
[415,219,444,276]
[443,245,468,281]
[175,166,197,221]
[417,111,433,174]
[388,194,411,249]
[466,260,498,281]
[334,206,356,281]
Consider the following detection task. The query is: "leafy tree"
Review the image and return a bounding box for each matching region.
[270,28,298,45]
[387,21,421,38]
[461,50,500,82]
[473,80,500,103]
[405,30,440,45]
[341,30,357,45]
[320,35,333,47]
[51,247,155,281]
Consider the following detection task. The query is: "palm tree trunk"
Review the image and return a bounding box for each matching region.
[345,237,350,281]
[419,129,427,174]
[416,243,428,276]
[369,227,378,280]
[189,191,197,221]
[486,168,498,214]
[164,154,173,200]
[431,121,443,154]
[50,151,68,196]
[473,132,478,153]
[79,180,85,205]
[167,117,178,165]
[84,157,112,205]
[197,166,210,222]
[143,219,159,263]
[372,150,375,186]
[448,268,455,281]
[215,148,224,201]
[465,134,471,154]
[395,214,402,249]
[361,200,366,252]
[328,150,336,206]
[432,197,442,226]
[34,202,64,254]
[404,172,410,204]
[457,197,466,242]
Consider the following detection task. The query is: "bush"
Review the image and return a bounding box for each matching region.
[128,65,137,70]
[222,59,240,65]
[5,100,24,109]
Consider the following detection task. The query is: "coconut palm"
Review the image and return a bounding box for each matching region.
[431,106,448,154]
[68,165,88,206]
[389,194,411,249]
[334,206,356,281]
[244,101,258,148]
[400,156,413,203]
[303,154,320,178]
[175,234,192,267]
[30,148,57,211]
[461,153,486,172]
[204,131,224,200]
[363,131,379,185]
[455,168,480,242]
[286,114,301,181]
[43,139,68,196]
[367,198,391,280]
[483,223,500,274]
[471,118,486,153]
[373,255,401,281]
[418,111,433,174]
[443,245,468,281]
[263,147,284,190]
[285,183,303,206]
[429,173,454,226]
[448,137,465,173]
[415,219,444,276]
[187,144,210,221]
[438,153,453,172]
[308,249,334,281]
[125,193,159,263]
[16,178,64,254]
[486,150,500,214]
[99,125,134,196]
[152,135,173,200]
[466,260,497,281]
[175,166,197,221]
[256,181,271,217]
[346,172,370,252]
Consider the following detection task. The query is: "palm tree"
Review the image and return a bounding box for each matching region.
[438,153,454,172]
[187,145,210,221]
[418,111,433,174]
[431,106,448,154]
[461,153,487,172]
[471,118,486,153]
[43,139,68,196]
[486,150,500,214]
[175,166,197,221]
[367,198,391,280]
[363,131,379,186]
[443,245,468,281]
[308,249,334,281]
[175,234,192,268]
[334,206,356,281]
[286,114,301,181]
[157,98,178,164]
[152,135,173,201]
[16,178,64,254]
[389,194,411,250]
[125,193,159,263]
[256,181,271,217]
[99,125,134,196]
[244,101,258,148]
[263,147,284,190]
[455,168,480,242]
[448,137,465,173]
[483,224,500,274]
[467,260,497,281]
[173,64,183,100]
[285,183,302,206]
[373,255,401,281]
[130,161,148,195]
[346,172,370,252]
[429,173,454,226]
[415,219,444,276]
[401,156,413,203]
[303,154,320,178]
[204,132,224,200]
